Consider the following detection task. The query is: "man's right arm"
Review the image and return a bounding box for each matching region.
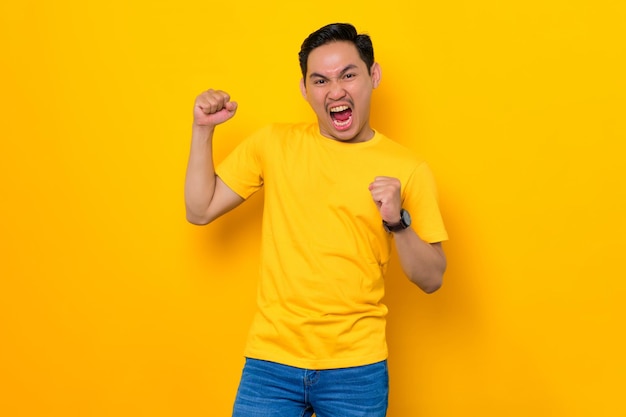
[184,90,244,225]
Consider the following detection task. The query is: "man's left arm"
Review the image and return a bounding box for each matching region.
[369,176,447,293]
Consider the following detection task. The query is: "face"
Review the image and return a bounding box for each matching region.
[300,41,381,143]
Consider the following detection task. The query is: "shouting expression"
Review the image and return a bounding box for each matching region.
[300,41,381,143]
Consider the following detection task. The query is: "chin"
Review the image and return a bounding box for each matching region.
[330,130,358,142]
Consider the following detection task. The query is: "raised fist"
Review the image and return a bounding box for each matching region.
[193,89,238,128]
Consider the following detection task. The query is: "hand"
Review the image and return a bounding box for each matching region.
[193,89,238,128]
[368,176,403,223]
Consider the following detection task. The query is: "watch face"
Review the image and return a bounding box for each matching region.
[401,209,411,227]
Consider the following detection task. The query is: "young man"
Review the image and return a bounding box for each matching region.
[185,23,448,417]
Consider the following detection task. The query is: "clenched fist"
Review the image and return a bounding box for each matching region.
[193,89,238,128]
[368,176,403,223]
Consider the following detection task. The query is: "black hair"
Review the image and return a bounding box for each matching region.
[298,23,375,79]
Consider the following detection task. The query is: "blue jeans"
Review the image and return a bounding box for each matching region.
[232,358,388,417]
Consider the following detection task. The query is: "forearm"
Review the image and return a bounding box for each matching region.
[392,229,446,293]
[184,124,217,224]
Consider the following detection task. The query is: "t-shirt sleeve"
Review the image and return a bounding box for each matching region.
[403,162,449,243]
[215,125,271,199]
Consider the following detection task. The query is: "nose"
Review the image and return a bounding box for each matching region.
[327,80,346,100]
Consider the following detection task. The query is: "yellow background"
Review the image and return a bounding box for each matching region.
[1,1,625,416]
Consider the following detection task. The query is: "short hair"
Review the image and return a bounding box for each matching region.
[298,23,375,79]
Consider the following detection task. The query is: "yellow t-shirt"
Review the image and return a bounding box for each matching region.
[216,123,448,369]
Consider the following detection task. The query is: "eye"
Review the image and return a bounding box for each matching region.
[313,78,326,85]
[344,73,356,80]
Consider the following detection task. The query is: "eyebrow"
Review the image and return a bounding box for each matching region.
[308,64,359,79]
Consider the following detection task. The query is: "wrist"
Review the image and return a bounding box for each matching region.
[382,209,412,233]
[192,123,215,133]
[191,124,215,142]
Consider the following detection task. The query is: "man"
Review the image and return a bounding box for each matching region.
[185,23,447,417]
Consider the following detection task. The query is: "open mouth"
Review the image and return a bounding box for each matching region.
[329,105,353,129]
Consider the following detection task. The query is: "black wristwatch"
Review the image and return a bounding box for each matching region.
[382,209,412,233]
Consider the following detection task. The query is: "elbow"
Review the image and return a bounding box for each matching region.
[420,253,447,293]
[410,267,445,294]
[420,279,442,294]
[410,274,442,294]
[187,216,210,226]
[404,241,447,294]
[185,209,212,226]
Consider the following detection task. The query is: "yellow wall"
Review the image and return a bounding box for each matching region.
[1,1,625,416]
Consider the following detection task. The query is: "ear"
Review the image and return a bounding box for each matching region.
[370,62,382,89]
[299,78,308,100]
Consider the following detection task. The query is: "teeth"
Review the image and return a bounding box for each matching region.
[334,119,351,127]
[330,105,349,113]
